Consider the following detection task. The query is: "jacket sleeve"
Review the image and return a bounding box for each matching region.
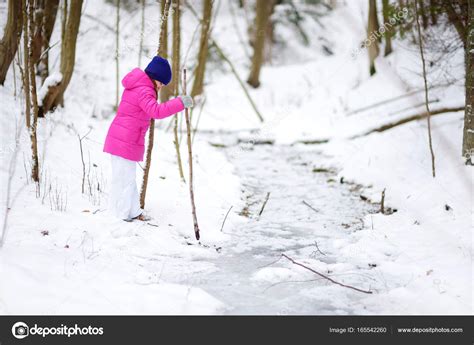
[137,88,185,120]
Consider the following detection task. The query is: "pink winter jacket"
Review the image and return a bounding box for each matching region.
[103,68,184,161]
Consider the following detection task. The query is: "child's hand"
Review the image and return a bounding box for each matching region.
[180,95,194,108]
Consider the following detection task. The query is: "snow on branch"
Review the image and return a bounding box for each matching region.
[37,73,63,107]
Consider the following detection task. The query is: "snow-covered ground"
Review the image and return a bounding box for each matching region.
[0,0,471,314]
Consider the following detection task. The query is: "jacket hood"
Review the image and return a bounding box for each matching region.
[121,68,154,90]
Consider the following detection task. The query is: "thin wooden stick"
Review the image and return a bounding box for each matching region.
[312,241,326,256]
[415,0,436,178]
[78,128,92,194]
[302,200,319,213]
[258,192,270,218]
[183,68,201,240]
[281,254,373,294]
[172,0,186,182]
[380,188,386,214]
[220,205,233,232]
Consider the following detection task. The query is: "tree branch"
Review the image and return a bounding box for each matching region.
[281,254,373,294]
[352,106,464,138]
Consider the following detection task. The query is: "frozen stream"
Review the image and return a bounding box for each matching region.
[173,136,380,314]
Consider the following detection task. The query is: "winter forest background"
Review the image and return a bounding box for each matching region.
[0,0,472,314]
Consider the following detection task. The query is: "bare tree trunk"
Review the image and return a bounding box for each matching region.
[29,0,60,81]
[264,0,277,62]
[115,0,120,110]
[22,0,40,183]
[462,0,474,164]
[160,0,172,103]
[31,0,44,68]
[442,0,466,48]
[0,0,23,85]
[28,0,39,183]
[38,0,60,83]
[382,0,393,56]
[430,0,438,25]
[419,0,428,29]
[415,0,436,177]
[21,0,31,128]
[368,0,380,75]
[247,0,275,88]
[61,0,67,44]
[183,68,200,240]
[140,0,171,209]
[171,0,186,181]
[40,0,83,115]
[190,0,213,98]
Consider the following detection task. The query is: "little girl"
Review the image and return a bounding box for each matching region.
[103,55,193,221]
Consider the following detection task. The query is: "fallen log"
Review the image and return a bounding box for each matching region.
[293,138,330,145]
[352,106,464,139]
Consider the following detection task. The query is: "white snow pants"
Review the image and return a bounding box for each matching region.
[108,154,143,220]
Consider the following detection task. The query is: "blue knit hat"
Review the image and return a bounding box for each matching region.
[145,55,172,85]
